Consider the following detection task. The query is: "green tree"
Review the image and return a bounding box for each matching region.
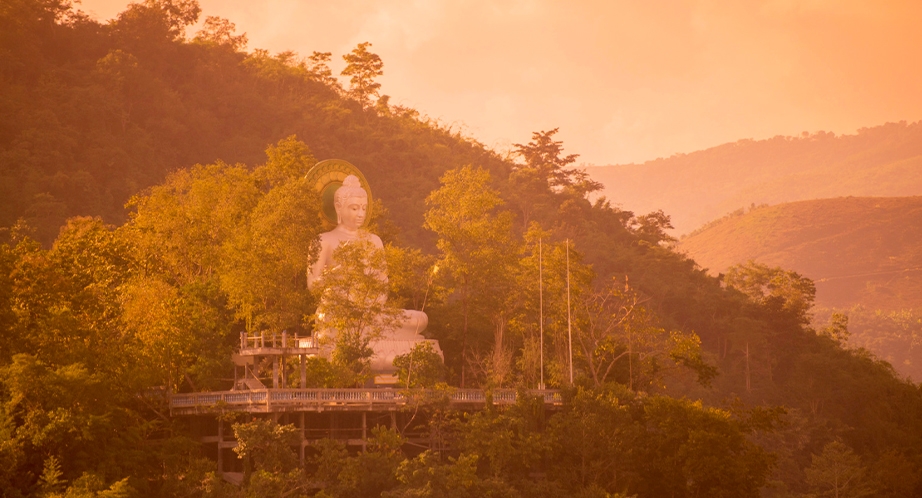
[722,261,817,394]
[124,161,261,284]
[424,165,517,386]
[384,244,439,311]
[38,455,64,497]
[120,137,323,390]
[513,128,599,194]
[306,51,341,89]
[194,15,247,50]
[384,451,519,498]
[805,440,875,498]
[868,450,921,498]
[725,261,816,324]
[509,227,593,388]
[57,473,137,497]
[636,396,773,498]
[310,427,406,498]
[311,238,402,385]
[393,342,445,388]
[232,419,300,474]
[8,217,132,374]
[815,306,922,381]
[454,395,550,482]
[341,41,384,107]
[0,354,135,493]
[111,0,201,55]
[632,209,676,246]
[219,176,321,335]
[577,277,714,390]
[546,386,637,492]
[509,129,601,228]
[119,276,227,392]
[232,419,306,496]
[821,312,850,344]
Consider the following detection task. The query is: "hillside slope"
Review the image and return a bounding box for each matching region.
[0,1,509,247]
[586,124,922,234]
[678,196,922,311]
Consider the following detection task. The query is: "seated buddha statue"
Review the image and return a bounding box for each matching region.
[307,175,437,374]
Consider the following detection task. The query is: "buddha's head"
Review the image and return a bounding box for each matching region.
[333,175,368,231]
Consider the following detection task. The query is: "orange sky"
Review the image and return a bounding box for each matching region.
[78,0,922,165]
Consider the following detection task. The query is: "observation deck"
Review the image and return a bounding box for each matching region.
[172,331,564,416]
[170,331,564,477]
[170,388,564,416]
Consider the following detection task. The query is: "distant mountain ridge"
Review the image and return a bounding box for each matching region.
[586,121,922,234]
[677,196,922,311]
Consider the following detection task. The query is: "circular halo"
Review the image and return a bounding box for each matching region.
[304,159,373,229]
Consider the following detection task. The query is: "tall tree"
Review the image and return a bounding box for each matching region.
[509,129,602,229]
[341,41,384,107]
[193,15,247,50]
[508,225,593,387]
[306,50,341,89]
[220,136,323,335]
[424,165,517,386]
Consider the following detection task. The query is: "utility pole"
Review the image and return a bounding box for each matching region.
[567,239,573,385]
[539,238,545,390]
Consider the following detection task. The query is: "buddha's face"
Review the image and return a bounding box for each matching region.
[337,196,367,231]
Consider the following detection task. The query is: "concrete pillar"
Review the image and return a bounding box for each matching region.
[300,413,306,466]
[362,412,368,452]
[217,418,223,473]
[300,355,306,388]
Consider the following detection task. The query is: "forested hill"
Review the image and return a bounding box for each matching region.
[678,196,922,311]
[678,196,922,382]
[4,2,922,497]
[0,0,508,247]
[585,122,922,234]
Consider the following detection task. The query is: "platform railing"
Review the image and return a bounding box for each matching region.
[170,388,563,415]
[238,331,318,352]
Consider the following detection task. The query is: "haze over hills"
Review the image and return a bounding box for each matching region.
[586,122,922,234]
[678,196,922,382]
[677,196,922,311]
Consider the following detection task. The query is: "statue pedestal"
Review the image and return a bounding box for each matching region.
[369,338,443,374]
[314,311,440,385]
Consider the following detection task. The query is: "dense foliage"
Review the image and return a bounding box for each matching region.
[2,1,922,497]
[815,307,922,382]
[679,196,922,380]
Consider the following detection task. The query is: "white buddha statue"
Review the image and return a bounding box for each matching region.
[308,175,438,374]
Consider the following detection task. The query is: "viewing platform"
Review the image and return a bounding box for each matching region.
[170,388,564,416]
[186,332,564,416]
[236,330,318,356]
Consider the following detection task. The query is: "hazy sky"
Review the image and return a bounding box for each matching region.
[77,0,922,165]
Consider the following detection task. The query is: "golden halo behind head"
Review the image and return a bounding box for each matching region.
[305,159,373,230]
